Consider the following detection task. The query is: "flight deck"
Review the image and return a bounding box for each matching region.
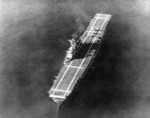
[49,13,111,104]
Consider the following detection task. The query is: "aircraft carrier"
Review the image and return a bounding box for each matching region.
[49,13,111,104]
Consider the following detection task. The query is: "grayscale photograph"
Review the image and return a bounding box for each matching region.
[0,0,150,118]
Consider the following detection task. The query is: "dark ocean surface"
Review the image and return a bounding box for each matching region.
[1,0,150,118]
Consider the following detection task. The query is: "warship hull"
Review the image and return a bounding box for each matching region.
[49,13,111,104]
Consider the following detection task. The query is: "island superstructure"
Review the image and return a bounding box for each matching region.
[49,13,111,104]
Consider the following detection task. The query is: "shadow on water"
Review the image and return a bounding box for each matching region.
[58,14,140,118]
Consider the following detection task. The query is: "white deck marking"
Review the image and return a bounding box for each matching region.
[50,89,71,92]
[65,65,84,69]
[50,95,66,99]
[63,16,109,97]
[94,17,110,20]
